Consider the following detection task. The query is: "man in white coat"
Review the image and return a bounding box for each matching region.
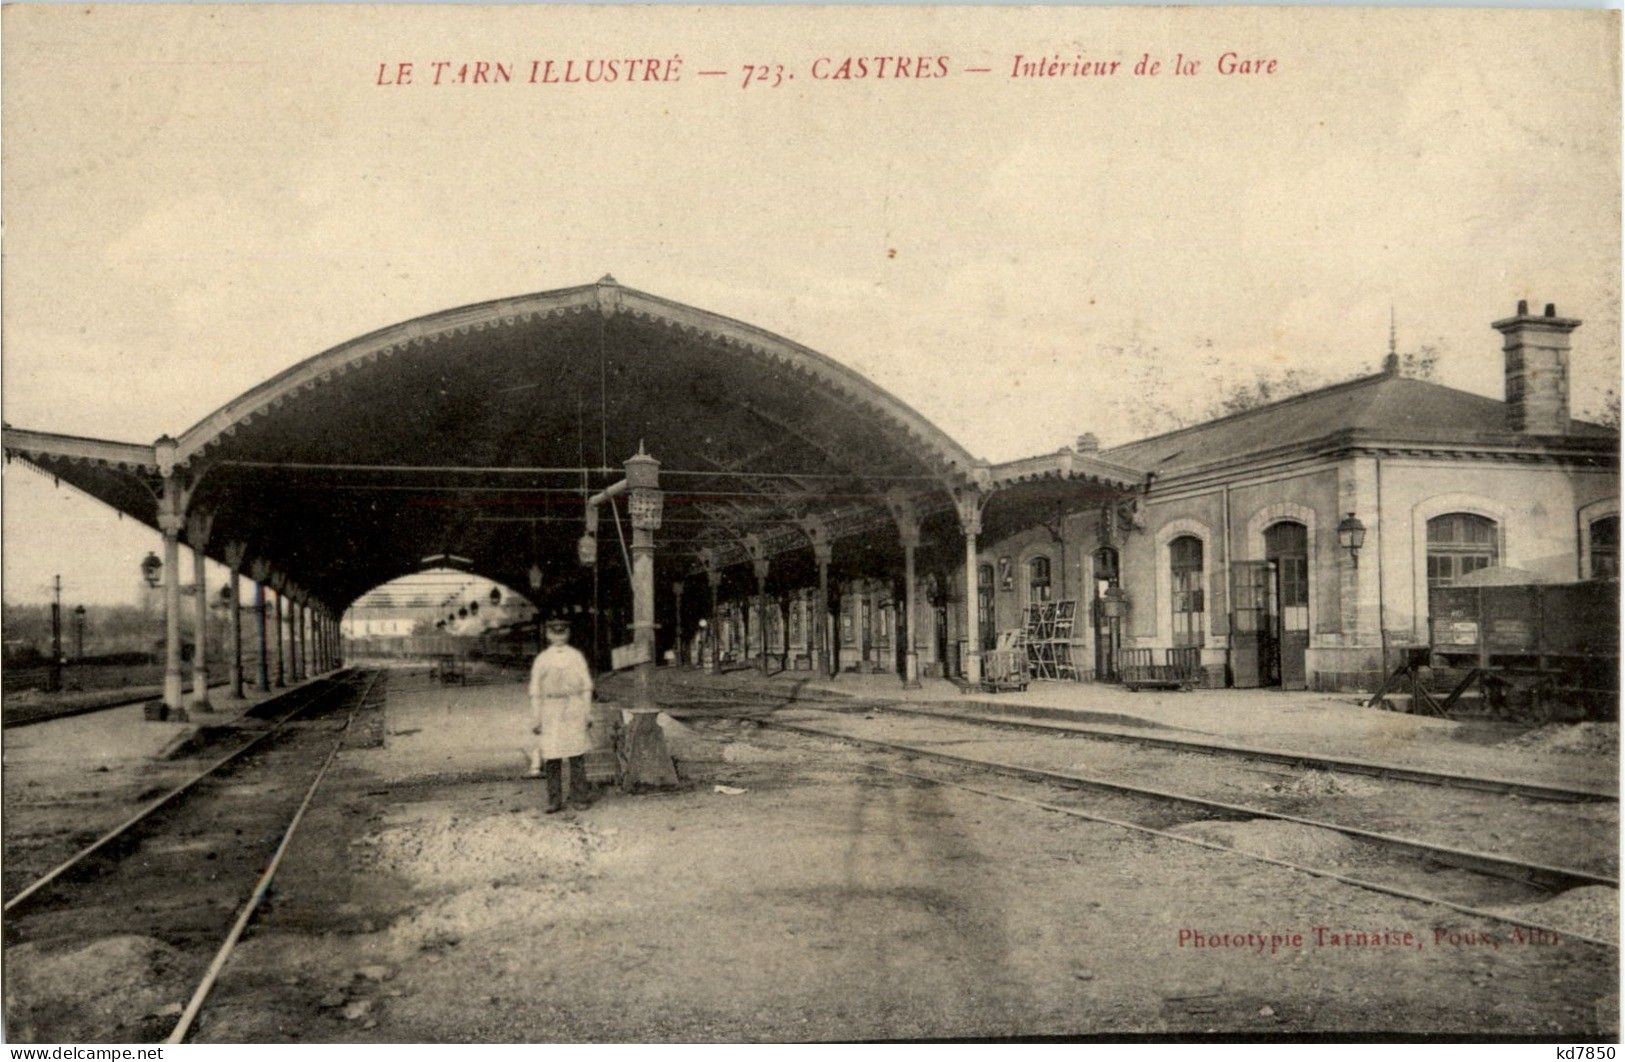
[529,617,595,813]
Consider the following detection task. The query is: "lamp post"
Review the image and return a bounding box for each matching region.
[1337,512,1367,568]
[141,551,162,664]
[72,604,86,661]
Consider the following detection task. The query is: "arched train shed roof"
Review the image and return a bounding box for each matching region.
[4,278,1143,610]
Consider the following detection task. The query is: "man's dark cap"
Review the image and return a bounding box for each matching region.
[544,617,572,633]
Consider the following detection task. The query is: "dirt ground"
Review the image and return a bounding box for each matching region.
[4,668,1616,1042]
[153,671,1613,1042]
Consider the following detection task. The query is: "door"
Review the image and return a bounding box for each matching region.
[1229,561,1276,688]
[1264,522,1309,690]
[1093,547,1121,681]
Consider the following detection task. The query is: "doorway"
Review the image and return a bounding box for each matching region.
[1264,522,1309,690]
[1229,560,1278,688]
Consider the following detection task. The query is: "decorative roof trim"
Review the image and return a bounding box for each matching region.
[986,449,1145,490]
[172,279,981,477]
[1,427,159,473]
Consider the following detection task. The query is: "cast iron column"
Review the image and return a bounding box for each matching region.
[901,532,921,688]
[814,541,832,679]
[271,580,286,687]
[754,561,770,676]
[671,580,685,667]
[295,600,307,681]
[188,512,214,712]
[958,489,985,686]
[224,543,246,699]
[706,567,722,675]
[158,479,187,720]
[251,560,271,692]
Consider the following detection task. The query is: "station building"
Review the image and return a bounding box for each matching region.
[714,301,1618,693]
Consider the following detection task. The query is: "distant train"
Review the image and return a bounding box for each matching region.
[472,621,540,670]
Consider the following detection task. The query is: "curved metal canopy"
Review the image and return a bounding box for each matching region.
[5,278,1144,611]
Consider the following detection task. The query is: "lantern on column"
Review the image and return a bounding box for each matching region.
[625,447,663,532]
[577,534,598,567]
[141,552,163,587]
[1337,512,1367,568]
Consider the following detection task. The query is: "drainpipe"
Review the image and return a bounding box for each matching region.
[1375,455,1389,681]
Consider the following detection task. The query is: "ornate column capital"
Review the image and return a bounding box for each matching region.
[886,489,922,548]
[954,487,987,538]
[186,508,215,551]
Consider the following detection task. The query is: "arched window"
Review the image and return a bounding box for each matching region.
[1169,535,1205,648]
[1027,556,1053,605]
[1590,515,1619,580]
[1264,521,1309,614]
[1426,513,1499,587]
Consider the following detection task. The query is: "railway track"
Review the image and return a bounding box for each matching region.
[3,669,385,1044]
[726,713,1618,950]
[871,702,1618,804]
[649,675,1617,805]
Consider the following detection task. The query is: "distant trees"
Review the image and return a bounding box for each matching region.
[1115,341,1442,437]
[1582,388,1621,430]
[1,601,225,657]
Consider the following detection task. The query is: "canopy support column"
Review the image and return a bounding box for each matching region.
[706,566,723,675]
[157,473,188,721]
[890,494,923,689]
[250,561,271,692]
[224,542,247,699]
[957,488,987,687]
[746,539,771,677]
[188,511,214,713]
[294,598,306,682]
[270,576,286,687]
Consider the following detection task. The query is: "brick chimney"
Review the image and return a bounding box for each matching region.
[1492,300,1581,435]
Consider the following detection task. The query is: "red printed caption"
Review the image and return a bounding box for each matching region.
[373,51,1279,89]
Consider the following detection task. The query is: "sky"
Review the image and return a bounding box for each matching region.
[2,5,1619,605]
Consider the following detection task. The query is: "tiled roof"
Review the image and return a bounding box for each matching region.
[1099,372,1616,474]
